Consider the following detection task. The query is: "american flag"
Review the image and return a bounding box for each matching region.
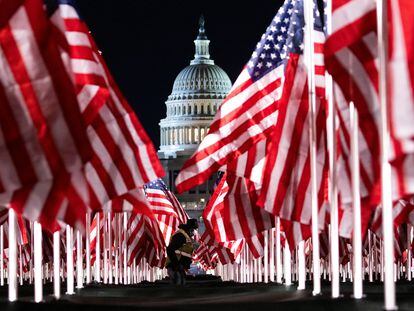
[0,0,94,231]
[203,172,275,244]
[325,0,414,238]
[48,0,165,215]
[144,179,188,243]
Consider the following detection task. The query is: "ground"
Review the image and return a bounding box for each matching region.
[1,277,414,310]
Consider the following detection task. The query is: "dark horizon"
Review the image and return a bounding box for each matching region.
[76,0,283,148]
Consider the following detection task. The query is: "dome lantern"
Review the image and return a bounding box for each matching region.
[191,15,213,66]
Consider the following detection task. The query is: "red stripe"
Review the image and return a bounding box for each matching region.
[0,81,37,186]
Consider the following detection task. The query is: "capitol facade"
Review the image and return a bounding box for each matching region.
[158,16,232,224]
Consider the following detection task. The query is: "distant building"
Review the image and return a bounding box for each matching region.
[158,16,232,229]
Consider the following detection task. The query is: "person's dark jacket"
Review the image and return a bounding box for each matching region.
[166,230,193,270]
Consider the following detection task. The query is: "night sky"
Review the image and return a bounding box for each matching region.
[76,0,284,148]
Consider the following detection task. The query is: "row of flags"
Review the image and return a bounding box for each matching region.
[0,0,163,231]
[177,0,414,257]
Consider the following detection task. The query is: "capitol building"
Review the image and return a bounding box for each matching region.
[158,16,232,223]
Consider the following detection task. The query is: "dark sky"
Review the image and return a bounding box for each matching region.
[76,0,284,148]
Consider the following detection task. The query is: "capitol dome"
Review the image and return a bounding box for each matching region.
[159,16,232,158]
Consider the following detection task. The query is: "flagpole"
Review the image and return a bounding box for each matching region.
[123,212,128,284]
[297,240,306,289]
[276,217,282,283]
[376,0,397,309]
[103,212,108,284]
[304,0,321,296]
[408,224,413,281]
[324,0,340,299]
[264,230,269,283]
[85,213,91,284]
[270,228,275,282]
[8,209,18,302]
[284,243,292,286]
[95,214,101,283]
[350,102,363,299]
[108,212,113,284]
[66,225,74,295]
[76,230,83,289]
[53,230,61,299]
[34,221,43,302]
[0,225,3,286]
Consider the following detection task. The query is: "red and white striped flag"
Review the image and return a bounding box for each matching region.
[0,0,94,230]
[325,0,414,205]
[144,179,188,244]
[48,1,165,213]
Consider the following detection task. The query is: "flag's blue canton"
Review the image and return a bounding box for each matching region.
[145,179,168,191]
[247,0,323,82]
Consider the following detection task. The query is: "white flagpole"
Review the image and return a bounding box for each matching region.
[350,102,363,299]
[95,214,101,283]
[34,221,43,302]
[325,0,340,299]
[264,230,269,283]
[123,212,128,284]
[18,245,23,286]
[66,225,74,295]
[0,225,3,286]
[108,212,113,284]
[304,0,321,296]
[85,213,91,284]
[297,240,306,290]
[29,222,34,284]
[8,209,18,302]
[284,244,292,286]
[376,0,397,309]
[276,217,282,283]
[103,212,108,284]
[76,230,83,289]
[53,231,60,299]
[270,227,275,282]
[408,224,413,281]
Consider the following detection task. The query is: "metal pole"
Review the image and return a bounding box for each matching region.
[284,244,292,286]
[95,214,101,282]
[66,225,74,295]
[298,240,306,290]
[8,209,18,302]
[123,212,128,284]
[0,225,3,286]
[76,230,83,289]
[53,231,60,299]
[350,102,363,299]
[103,212,108,284]
[85,213,91,284]
[304,0,321,295]
[270,227,275,282]
[34,221,43,302]
[407,224,412,281]
[264,230,269,283]
[376,0,397,308]
[325,0,340,299]
[108,212,113,284]
[276,217,282,283]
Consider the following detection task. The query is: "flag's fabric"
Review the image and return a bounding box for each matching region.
[0,0,94,230]
[193,231,244,270]
[255,0,329,232]
[325,0,414,205]
[203,172,275,243]
[144,179,188,243]
[47,0,164,213]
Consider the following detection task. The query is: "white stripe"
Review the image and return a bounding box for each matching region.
[332,0,376,34]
